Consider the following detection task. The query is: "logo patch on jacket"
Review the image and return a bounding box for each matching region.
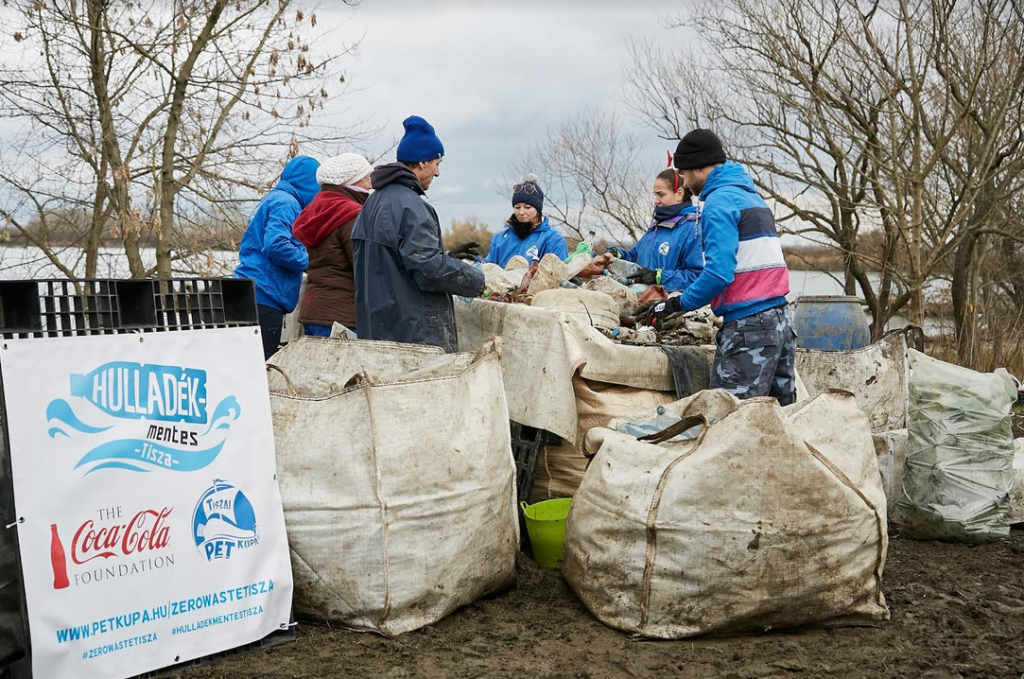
[658,242,670,256]
[526,246,539,260]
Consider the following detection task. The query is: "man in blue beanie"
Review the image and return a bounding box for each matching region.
[235,154,319,359]
[352,116,485,352]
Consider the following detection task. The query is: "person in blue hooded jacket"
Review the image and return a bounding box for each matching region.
[648,129,795,405]
[352,116,485,352]
[608,168,703,291]
[484,175,567,267]
[235,155,320,359]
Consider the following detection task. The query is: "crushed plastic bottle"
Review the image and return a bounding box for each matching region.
[617,407,704,442]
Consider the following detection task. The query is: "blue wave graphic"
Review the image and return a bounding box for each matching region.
[75,438,225,475]
[202,396,242,436]
[86,462,151,474]
[45,399,112,438]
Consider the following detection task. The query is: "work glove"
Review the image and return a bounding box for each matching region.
[606,247,626,259]
[448,241,481,261]
[626,267,660,286]
[645,296,682,329]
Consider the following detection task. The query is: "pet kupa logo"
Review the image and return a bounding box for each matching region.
[45,361,242,475]
[658,241,671,256]
[192,480,260,561]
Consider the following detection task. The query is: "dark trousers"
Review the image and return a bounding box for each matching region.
[258,304,285,360]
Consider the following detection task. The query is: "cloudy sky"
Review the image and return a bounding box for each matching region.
[318,0,691,231]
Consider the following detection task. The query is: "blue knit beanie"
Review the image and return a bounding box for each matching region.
[396,115,444,163]
[512,174,544,213]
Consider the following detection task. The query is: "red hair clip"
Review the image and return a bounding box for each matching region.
[665,151,680,192]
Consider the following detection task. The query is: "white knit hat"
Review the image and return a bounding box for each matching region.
[316,153,372,187]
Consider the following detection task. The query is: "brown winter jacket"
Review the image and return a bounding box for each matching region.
[294,185,368,329]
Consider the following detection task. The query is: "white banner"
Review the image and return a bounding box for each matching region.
[0,327,293,679]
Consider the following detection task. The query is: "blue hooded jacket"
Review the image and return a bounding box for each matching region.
[484,217,568,267]
[615,203,703,292]
[675,161,789,322]
[235,155,320,312]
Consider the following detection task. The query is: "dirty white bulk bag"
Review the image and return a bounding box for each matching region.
[894,350,1018,543]
[563,390,889,638]
[796,331,910,433]
[267,337,518,636]
[1010,439,1024,525]
[873,429,909,516]
[530,289,620,331]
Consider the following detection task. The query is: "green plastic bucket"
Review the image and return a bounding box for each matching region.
[520,498,573,569]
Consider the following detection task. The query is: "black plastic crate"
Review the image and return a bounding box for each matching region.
[0,278,257,339]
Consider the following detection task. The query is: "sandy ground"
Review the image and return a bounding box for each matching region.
[172,530,1024,679]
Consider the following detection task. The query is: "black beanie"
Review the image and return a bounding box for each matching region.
[673,129,727,170]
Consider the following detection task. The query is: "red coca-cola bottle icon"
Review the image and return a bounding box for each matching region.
[50,524,70,590]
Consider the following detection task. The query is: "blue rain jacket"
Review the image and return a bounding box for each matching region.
[615,203,703,292]
[484,217,568,266]
[235,156,320,312]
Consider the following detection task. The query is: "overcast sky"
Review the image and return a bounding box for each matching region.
[318,0,689,231]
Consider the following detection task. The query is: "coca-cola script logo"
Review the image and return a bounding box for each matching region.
[71,507,173,564]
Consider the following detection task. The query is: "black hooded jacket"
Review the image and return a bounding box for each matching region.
[351,163,485,352]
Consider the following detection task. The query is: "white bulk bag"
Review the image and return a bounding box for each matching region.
[796,331,910,433]
[563,390,889,639]
[267,337,518,636]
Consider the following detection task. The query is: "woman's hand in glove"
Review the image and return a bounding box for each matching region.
[626,267,660,285]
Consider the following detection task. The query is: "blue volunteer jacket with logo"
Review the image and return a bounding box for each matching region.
[616,203,703,292]
[484,217,568,267]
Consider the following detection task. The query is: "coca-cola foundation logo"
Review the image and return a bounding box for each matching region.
[50,506,177,590]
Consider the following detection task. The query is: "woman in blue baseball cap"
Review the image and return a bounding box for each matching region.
[484,174,568,267]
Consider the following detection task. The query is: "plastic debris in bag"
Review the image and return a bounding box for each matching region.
[894,350,1019,543]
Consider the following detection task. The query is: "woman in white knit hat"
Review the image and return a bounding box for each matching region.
[292,152,373,336]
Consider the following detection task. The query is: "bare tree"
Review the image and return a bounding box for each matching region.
[0,0,362,279]
[625,0,1024,354]
[508,112,655,245]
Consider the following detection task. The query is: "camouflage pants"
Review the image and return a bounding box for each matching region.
[709,305,797,406]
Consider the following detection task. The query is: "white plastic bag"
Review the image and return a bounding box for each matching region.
[893,350,1018,543]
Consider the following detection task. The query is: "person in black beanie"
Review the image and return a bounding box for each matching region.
[648,129,797,405]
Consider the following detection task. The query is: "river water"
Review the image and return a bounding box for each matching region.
[0,245,948,333]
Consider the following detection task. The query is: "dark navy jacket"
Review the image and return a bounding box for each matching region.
[616,203,703,292]
[352,163,485,352]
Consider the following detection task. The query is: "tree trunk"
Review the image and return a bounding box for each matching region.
[155,0,229,278]
[86,0,145,277]
[951,232,977,367]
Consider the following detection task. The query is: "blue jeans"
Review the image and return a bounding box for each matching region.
[303,324,331,337]
[303,324,357,337]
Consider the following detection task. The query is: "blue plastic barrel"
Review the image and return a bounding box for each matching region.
[793,296,871,350]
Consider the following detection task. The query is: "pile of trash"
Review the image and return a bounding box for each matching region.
[478,249,715,347]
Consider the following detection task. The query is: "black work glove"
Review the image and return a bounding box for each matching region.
[626,267,660,286]
[448,241,481,261]
[645,296,682,329]
[606,247,626,259]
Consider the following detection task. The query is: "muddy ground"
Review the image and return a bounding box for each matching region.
[174,531,1024,679]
